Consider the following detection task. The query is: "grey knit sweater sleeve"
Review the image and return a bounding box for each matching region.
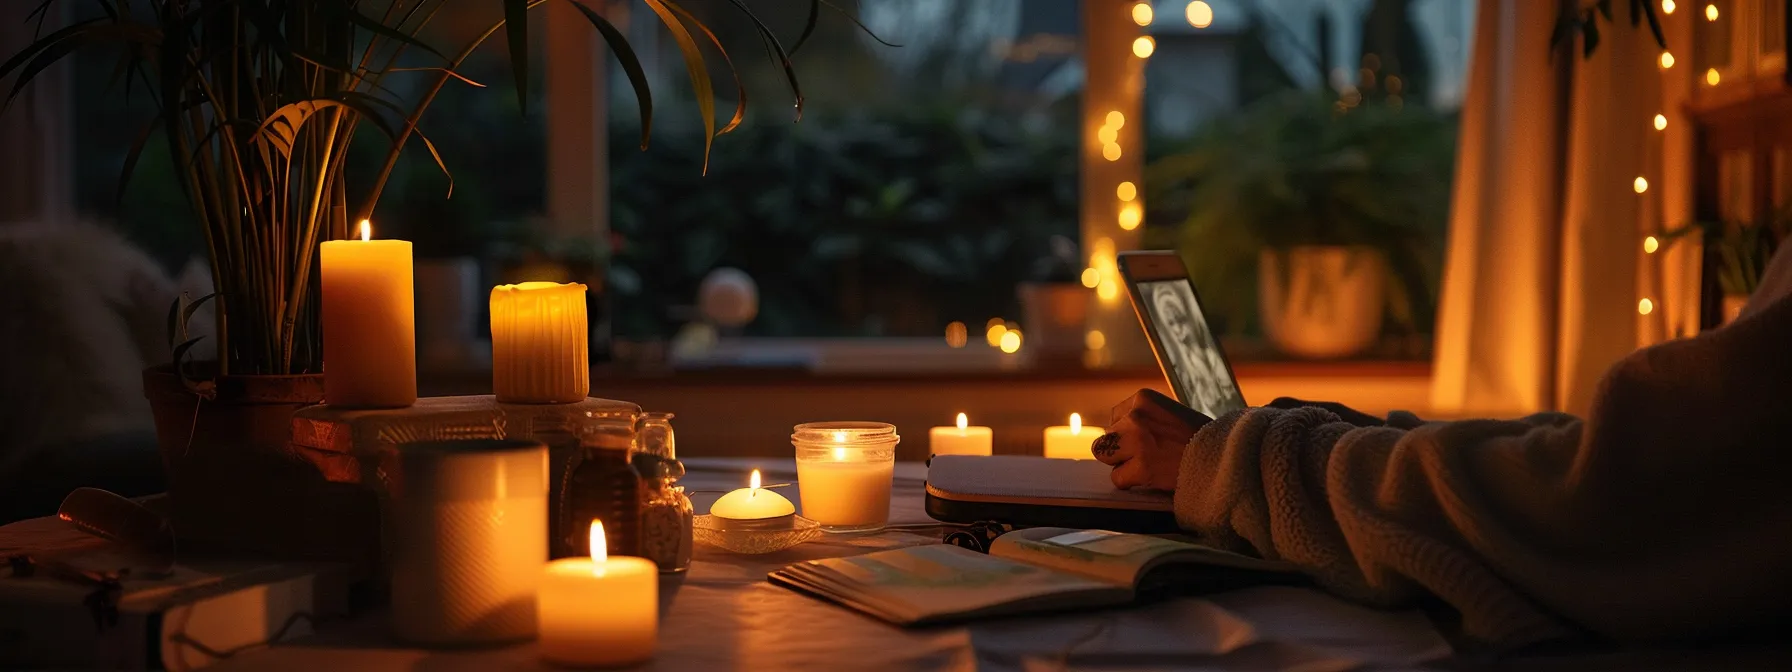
[1172,292,1792,650]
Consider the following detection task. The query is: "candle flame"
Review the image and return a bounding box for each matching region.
[588,520,607,566]
[358,219,371,241]
[1070,413,1082,434]
[749,469,762,491]
[833,447,847,461]
[957,413,968,431]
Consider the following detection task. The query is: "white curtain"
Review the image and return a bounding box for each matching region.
[1430,0,1696,417]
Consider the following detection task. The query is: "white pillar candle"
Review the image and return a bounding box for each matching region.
[1043,413,1099,459]
[390,439,546,646]
[490,281,589,404]
[929,413,993,457]
[793,423,898,533]
[539,521,658,668]
[320,220,416,408]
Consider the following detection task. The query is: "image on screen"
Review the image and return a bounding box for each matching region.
[1136,280,1247,418]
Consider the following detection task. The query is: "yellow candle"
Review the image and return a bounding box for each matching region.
[539,521,657,667]
[320,220,416,408]
[490,282,588,403]
[710,469,795,520]
[929,413,993,457]
[1043,413,1099,459]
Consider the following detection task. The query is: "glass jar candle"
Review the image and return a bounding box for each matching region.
[792,422,898,534]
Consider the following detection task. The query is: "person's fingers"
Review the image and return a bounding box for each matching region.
[1110,455,1153,490]
[1090,432,1121,462]
[1111,389,1151,426]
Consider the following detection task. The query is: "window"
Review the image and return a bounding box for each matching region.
[1140,0,1473,362]
[607,0,1085,341]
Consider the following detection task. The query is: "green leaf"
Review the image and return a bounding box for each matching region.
[792,0,821,54]
[560,0,654,150]
[722,0,802,121]
[319,0,449,63]
[666,0,746,134]
[642,0,717,174]
[504,0,530,113]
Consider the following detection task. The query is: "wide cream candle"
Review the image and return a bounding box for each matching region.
[1043,413,1099,459]
[928,413,992,457]
[793,423,897,533]
[539,521,657,667]
[490,281,588,403]
[320,220,416,408]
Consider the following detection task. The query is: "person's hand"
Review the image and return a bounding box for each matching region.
[1093,389,1209,491]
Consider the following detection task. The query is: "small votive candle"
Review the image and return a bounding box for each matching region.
[1043,413,1099,459]
[710,469,796,524]
[793,422,897,534]
[929,413,992,457]
[539,521,657,668]
[490,282,589,404]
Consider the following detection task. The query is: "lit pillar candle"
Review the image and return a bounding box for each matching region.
[320,220,416,408]
[539,521,657,668]
[490,282,589,403]
[710,469,796,521]
[1043,413,1099,459]
[929,413,993,457]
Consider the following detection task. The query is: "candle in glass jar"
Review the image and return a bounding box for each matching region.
[1043,413,1099,459]
[928,413,993,457]
[320,220,416,408]
[794,423,897,533]
[538,521,657,667]
[491,281,589,404]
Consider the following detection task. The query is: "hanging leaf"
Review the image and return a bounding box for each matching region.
[252,100,353,157]
[666,0,746,134]
[503,0,530,112]
[560,0,655,150]
[642,0,717,173]
[722,0,802,121]
[319,0,449,63]
[791,0,821,55]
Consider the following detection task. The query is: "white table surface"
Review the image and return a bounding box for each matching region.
[204,457,1453,671]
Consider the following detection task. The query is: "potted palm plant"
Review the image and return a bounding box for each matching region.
[1148,91,1454,359]
[5,0,856,558]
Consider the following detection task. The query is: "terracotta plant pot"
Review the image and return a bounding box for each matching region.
[1018,282,1091,363]
[1258,246,1387,359]
[143,365,377,564]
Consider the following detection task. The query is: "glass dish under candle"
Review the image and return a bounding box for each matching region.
[692,514,820,554]
[792,422,898,534]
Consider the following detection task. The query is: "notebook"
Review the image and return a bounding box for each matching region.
[767,528,1304,626]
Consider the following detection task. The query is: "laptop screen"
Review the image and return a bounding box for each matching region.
[1135,279,1247,419]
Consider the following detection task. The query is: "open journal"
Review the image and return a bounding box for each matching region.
[767,528,1306,626]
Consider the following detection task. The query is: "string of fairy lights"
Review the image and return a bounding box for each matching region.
[1639,0,1720,322]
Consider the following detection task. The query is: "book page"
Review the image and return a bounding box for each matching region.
[990,528,1296,588]
[773,544,1126,624]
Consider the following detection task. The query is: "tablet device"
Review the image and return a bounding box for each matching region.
[924,455,1179,533]
[1117,251,1248,419]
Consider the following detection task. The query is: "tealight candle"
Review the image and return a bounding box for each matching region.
[1043,413,1099,459]
[929,413,993,457]
[710,469,795,522]
[320,220,416,408]
[539,521,657,668]
[490,281,589,404]
[793,422,897,534]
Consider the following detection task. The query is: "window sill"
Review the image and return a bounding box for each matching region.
[419,340,1433,460]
